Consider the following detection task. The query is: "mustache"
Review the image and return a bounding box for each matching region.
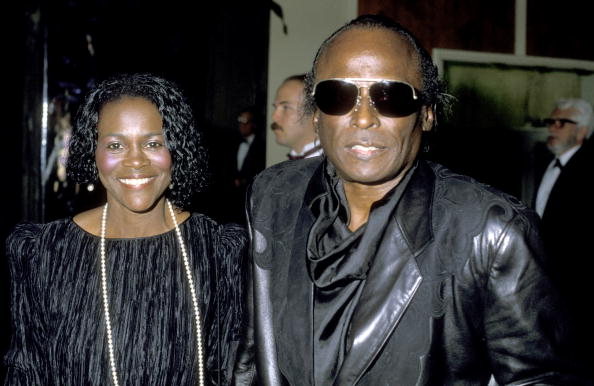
[271,122,282,131]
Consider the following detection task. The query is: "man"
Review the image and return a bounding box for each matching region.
[534,98,594,365]
[271,74,323,159]
[231,106,265,223]
[235,15,586,385]
[235,107,266,187]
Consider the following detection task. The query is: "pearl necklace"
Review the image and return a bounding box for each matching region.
[100,200,205,386]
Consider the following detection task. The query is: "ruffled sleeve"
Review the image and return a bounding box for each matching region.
[4,223,48,385]
[215,222,248,384]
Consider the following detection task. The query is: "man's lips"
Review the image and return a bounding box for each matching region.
[346,144,386,159]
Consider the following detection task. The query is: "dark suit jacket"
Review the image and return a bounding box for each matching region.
[234,157,587,385]
[236,133,266,186]
[220,132,265,224]
[537,138,594,362]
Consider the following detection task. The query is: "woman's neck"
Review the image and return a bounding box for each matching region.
[74,198,189,238]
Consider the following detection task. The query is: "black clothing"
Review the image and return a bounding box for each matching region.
[306,162,413,384]
[5,213,247,385]
[537,138,594,369]
[235,157,587,385]
[230,133,266,225]
[236,133,266,190]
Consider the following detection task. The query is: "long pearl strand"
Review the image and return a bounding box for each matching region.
[100,200,204,386]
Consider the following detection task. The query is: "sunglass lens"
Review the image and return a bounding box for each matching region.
[370,82,420,117]
[314,80,358,115]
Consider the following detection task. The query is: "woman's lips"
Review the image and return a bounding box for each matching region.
[118,177,155,188]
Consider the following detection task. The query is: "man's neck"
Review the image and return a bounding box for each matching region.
[556,144,581,164]
[291,136,317,155]
[342,177,403,232]
[242,133,255,144]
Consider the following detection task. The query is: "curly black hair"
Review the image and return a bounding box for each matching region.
[66,73,208,210]
[304,14,450,126]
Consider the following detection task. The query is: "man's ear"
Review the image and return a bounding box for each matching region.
[313,111,320,133]
[421,105,435,132]
[577,126,588,145]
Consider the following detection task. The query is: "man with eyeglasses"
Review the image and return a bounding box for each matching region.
[534,98,594,369]
[233,15,586,385]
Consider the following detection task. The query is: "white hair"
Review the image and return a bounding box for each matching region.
[555,98,594,138]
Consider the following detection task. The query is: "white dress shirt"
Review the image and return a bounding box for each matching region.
[237,133,255,171]
[535,145,580,217]
[288,141,323,159]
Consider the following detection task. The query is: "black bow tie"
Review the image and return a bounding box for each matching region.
[554,159,563,169]
[287,144,322,161]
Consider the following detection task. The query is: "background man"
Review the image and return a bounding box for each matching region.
[235,107,265,188]
[235,14,586,385]
[226,106,265,224]
[271,74,322,160]
[534,98,594,364]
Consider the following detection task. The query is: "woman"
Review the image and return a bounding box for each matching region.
[5,73,247,385]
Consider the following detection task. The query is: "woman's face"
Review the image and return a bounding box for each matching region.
[95,96,172,213]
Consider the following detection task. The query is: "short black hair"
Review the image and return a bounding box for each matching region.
[304,14,448,124]
[66,73,207,210]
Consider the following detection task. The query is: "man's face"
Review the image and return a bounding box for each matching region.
[314,28,433,187]
[238,111,256,138]
[271,80,313,151]
[546,107,587,156]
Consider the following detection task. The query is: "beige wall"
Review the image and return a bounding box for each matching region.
[266,0,358,167]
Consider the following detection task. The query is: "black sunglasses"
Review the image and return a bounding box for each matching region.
[312,78,421,118]
[543,118,577,127]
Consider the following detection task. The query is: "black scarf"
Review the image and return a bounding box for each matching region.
[306,160,415,384]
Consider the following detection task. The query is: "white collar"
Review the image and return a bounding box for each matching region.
[289,141,321,157]
[556,145,581,167]
[242,133,255,145]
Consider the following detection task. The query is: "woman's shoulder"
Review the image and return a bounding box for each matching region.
[186,212,248,251]
[186,212,246,234]
[72,206,103,236]
[6,218,74,266]
[7,218,73,245]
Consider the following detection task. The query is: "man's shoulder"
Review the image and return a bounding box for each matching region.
[248,157,323,226]
[426,161,537,224]
[251,156,322,193]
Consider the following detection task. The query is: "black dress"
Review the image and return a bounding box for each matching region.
[4,213,247,385]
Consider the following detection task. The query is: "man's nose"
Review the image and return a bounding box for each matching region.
[350,91,380,130]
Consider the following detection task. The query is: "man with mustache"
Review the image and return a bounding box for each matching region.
[271,74,322,160]
[234,14,587,385]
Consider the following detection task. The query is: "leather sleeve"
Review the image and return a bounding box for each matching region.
[232,189,257,386]
[231,260,257,385]
[478,211,589,385]
[232,182,288,386]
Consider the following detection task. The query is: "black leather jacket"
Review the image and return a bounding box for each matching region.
[233,157,588,385]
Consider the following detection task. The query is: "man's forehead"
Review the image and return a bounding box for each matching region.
[277,80,305,100]
[316,28,419,82]
[551,107,577,118]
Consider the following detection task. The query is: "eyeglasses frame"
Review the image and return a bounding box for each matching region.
[543,118,578,128]
[312,78,420,116]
